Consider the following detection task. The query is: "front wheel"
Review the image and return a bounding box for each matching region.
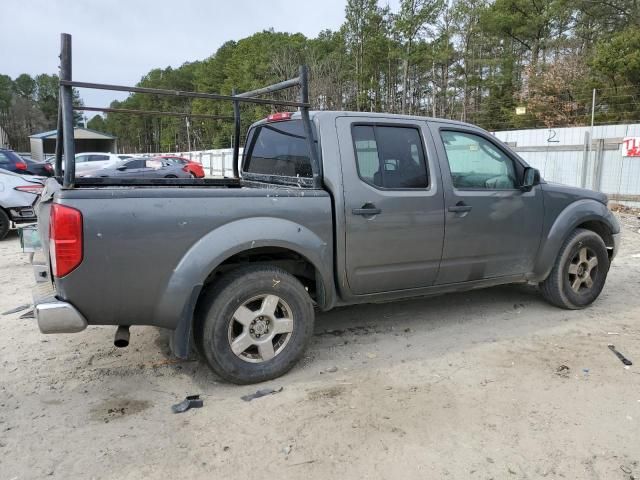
[194,265,315,384]
[539,228,610,309]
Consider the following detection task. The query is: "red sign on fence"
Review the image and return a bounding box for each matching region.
[621,137,640,157]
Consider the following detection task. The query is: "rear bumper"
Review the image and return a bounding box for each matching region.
[32,276,87,334]
[8,206,37,223]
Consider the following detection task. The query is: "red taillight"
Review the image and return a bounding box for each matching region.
[49,204,83,277]
[15,161,28,170]
[44,163,53,171]
[266,112,293,122]
[14,184,44,194]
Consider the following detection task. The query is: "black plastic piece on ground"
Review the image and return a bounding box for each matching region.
[171,395,204,413]
[240,387,283,402]
[608,344,633,366]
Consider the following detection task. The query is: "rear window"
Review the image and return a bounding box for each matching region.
[243,120,313,178]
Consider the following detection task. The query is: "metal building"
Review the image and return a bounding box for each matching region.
[29,128,117,161]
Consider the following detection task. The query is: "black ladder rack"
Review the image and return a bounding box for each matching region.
[55,33,321,189]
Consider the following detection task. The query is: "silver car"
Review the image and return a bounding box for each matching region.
[83,157,191,178]
[0,169,44,240]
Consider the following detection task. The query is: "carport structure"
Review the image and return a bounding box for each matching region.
[29,127,117,161]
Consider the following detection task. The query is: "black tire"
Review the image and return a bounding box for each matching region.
[194,265,315,384]
[540,228,610,309]
[0,209,10,240]
[164,174,178,178]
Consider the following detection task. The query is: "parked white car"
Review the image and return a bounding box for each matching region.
[0,168,44,240]
[74,152,133,176]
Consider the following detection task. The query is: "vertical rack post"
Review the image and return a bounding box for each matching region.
[60,33,76,187]
[299,65,322,188]
[54,97,63,177]
[231,88,240,178]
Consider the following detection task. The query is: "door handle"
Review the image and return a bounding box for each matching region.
[352,204,381,216]
[448,203,472,213]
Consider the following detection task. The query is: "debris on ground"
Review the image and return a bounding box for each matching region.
[19,309,34,319]
[241,387,283,402]
[608,344,633,366]
[2,304,30,315]
[171,394,204,413]
[324,366,338,373]
[555,365,570,377]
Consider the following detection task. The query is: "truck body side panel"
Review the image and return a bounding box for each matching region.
[50,187,333,329]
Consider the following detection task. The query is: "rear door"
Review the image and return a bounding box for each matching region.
[336,117,445,295]
[430,124,544,284]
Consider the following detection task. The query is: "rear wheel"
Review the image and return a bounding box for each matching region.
[540,228,609,309]
[194,265,315,384]
[0,209,10,240]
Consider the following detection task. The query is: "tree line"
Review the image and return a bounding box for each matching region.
[0,73,83,152]
[3,0,640,154]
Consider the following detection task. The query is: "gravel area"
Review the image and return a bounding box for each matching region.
[1,214,639,479]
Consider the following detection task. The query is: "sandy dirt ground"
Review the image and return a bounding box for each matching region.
[1,214,640,480]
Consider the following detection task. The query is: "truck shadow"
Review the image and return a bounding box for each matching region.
[186,282,582,389]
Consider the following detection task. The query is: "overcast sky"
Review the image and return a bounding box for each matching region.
[2,0,397,113]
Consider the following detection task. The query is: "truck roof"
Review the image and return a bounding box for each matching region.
[249,110,479,130]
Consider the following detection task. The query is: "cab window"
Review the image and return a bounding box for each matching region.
[244,120,313,178]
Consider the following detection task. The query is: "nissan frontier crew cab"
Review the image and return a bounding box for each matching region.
[32,109,621,384]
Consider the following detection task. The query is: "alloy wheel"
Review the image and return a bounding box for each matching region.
[227,294,294,363]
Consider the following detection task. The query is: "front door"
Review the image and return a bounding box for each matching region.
[336,117,445,295]
[430,124,544,285]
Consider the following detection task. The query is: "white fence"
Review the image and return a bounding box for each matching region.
[494,124,640,203]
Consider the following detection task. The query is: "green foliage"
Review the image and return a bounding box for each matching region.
[87,114,107,132]
[0,72,84,150]
[13,73,36,100]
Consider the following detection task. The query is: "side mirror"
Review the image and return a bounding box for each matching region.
[116,166,127,171]
[521,167,539,191]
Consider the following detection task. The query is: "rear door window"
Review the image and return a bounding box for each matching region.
[125,159,145,169]
[243,120,313,178]
[0,152,12,167]
[89,155,110,162]
[352,125,429,189]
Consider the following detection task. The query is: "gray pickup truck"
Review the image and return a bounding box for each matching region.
[30,48,620,383]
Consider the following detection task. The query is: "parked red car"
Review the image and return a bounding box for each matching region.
[158,156,205,178]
